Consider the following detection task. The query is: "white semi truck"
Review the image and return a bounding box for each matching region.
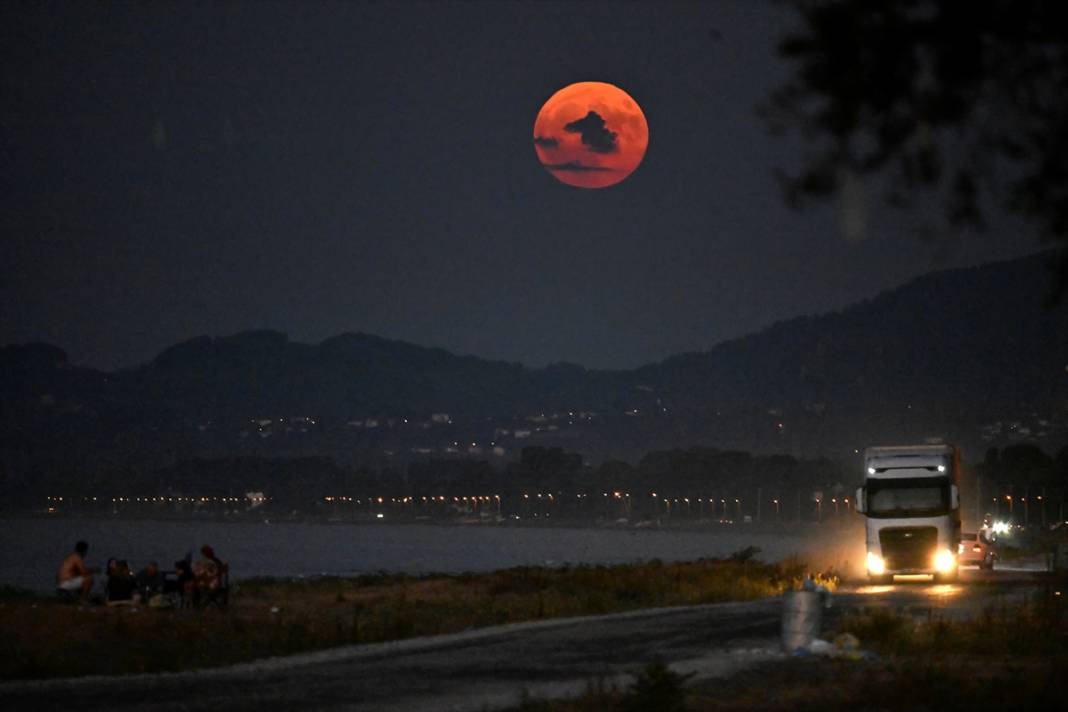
[855,444,961,583]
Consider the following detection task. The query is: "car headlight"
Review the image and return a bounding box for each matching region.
[934,549,956,573]
[866,551,886,575]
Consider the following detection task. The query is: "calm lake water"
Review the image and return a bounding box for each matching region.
[0,517,843,593]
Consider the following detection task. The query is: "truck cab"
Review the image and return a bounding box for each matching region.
[856,445,961,583]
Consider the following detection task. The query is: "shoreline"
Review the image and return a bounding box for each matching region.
[0,515,864,595]
[0,509,853,533]
[0,558,814,681]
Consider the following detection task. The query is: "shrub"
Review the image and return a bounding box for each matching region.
[623,661,692,712]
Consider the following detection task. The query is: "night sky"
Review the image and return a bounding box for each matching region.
[1,1,1043,371]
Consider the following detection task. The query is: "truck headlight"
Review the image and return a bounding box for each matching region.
[866,552,886,575]
[934,549,956,574]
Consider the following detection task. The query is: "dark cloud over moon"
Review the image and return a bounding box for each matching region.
[533,135,559,148]
[564,111,618,153]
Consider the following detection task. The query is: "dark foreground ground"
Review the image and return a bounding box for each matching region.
[1,566,1057,712]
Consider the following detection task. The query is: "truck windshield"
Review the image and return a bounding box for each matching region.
[867,477,949,517]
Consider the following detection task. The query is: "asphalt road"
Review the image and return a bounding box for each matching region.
[830,563,1047,623]
[1,567,1047,712]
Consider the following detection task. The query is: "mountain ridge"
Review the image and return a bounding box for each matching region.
[2,250,1066,465]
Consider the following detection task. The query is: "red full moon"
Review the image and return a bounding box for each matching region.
[533,81,649,189]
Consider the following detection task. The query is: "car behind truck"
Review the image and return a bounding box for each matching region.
[856,444,962,583]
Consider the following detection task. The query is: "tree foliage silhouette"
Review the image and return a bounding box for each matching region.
[770,0,1068,298]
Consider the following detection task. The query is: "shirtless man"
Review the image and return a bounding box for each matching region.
[56,540,95,600]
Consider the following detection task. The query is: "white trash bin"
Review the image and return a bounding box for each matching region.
[781,590,822,653]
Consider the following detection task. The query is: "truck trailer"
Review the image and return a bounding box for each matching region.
[856,444,962,583]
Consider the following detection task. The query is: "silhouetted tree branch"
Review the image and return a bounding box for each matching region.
[769,0,1068,298]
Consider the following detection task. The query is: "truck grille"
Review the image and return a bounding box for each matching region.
[879,527,938,569]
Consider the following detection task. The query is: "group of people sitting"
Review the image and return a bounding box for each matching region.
[56,540,228,608]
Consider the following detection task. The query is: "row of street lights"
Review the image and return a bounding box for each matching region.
[993,491,1062,528]
[317,491,857,522]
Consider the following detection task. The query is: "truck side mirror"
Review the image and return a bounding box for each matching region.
[950,484,959,510]
[855,486,866,514]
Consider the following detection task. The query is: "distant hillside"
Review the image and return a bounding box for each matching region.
[108,330,636,420]
[642,251,1068,414]
[2,250,1066,477]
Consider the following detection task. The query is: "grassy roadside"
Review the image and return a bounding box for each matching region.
[0,555,824,680]
[515,581,1068,711]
